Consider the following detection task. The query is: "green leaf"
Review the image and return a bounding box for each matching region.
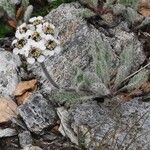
[115,40,138,88]
[50,90,90,106]
[93,40,116,86]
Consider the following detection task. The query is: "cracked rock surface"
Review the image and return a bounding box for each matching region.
[17,92,58,134]
[0,49,21,98]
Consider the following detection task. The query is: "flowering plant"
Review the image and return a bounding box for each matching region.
[12,16,61,64]
[12,16,61,89]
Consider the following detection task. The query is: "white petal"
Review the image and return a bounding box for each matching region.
[49,23,55,29]
[12,39,17,45]
[29,17,37,22]
[20,23,26,28]
[15,31,20,38]
[25,30,34,37]
[15,31,25,39]
[54,46,62,54]
[54,38,60,45]
[40,33,46,39]
[20,49,25,55]
[22,45,30,57]
[37,55,45,63]
[28,25,35,31]
[36,24,42,28]
[43,50,55,56]
[31,41,39,48]
[27,39,35,46]
[27,57,35,64]
[43,22,55,29]
[39,46,46,51]
[27,39,38,47]
[38,40,46,50]
[13,48,19,55]
[43,22,49,26]
[37,16,43,20]
[36,25,43,33]
[24,50,29,57]
[45,34,54,41]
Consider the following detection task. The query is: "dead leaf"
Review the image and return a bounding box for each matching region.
[14,79,37,105]
[119,80,150,101]
[16,6,23,19]
[120,89,143,101]
[0,97,17,123]
[14,79,37,96]
[138,0,150,16]
[16,92,31,105]
[140,82,150,93]
[7,19,17,28]
[51,125,60,134]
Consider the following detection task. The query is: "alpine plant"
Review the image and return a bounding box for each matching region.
[12,16,61,64]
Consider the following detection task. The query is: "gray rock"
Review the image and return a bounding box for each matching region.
[70,101,114,145]
[41,133,57,141]
[112,3,126,15]
[19,131,32,148]
[17,92,57,134]
[57,107,78,145]
[70,101,112,128]
[69,99,150,149]
[125,7,144,26]
[0,49,21,98]
[0,128,17,138]
[112,99,150,150]
[135,17,150,31]
[112,4,144,26]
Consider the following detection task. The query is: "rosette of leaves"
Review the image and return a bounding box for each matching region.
[75,31,149,101]
[50,31,149,106]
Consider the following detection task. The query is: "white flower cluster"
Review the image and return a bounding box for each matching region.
[12,16,61,64]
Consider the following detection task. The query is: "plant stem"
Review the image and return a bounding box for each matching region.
[120,62,150,84]
[40,62,60,89]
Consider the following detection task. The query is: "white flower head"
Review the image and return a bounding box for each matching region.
[43,22,55,35]
[29,16,43,25]
[31,31,42,41]
[13,38,27,49]
[12,16,61,64]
